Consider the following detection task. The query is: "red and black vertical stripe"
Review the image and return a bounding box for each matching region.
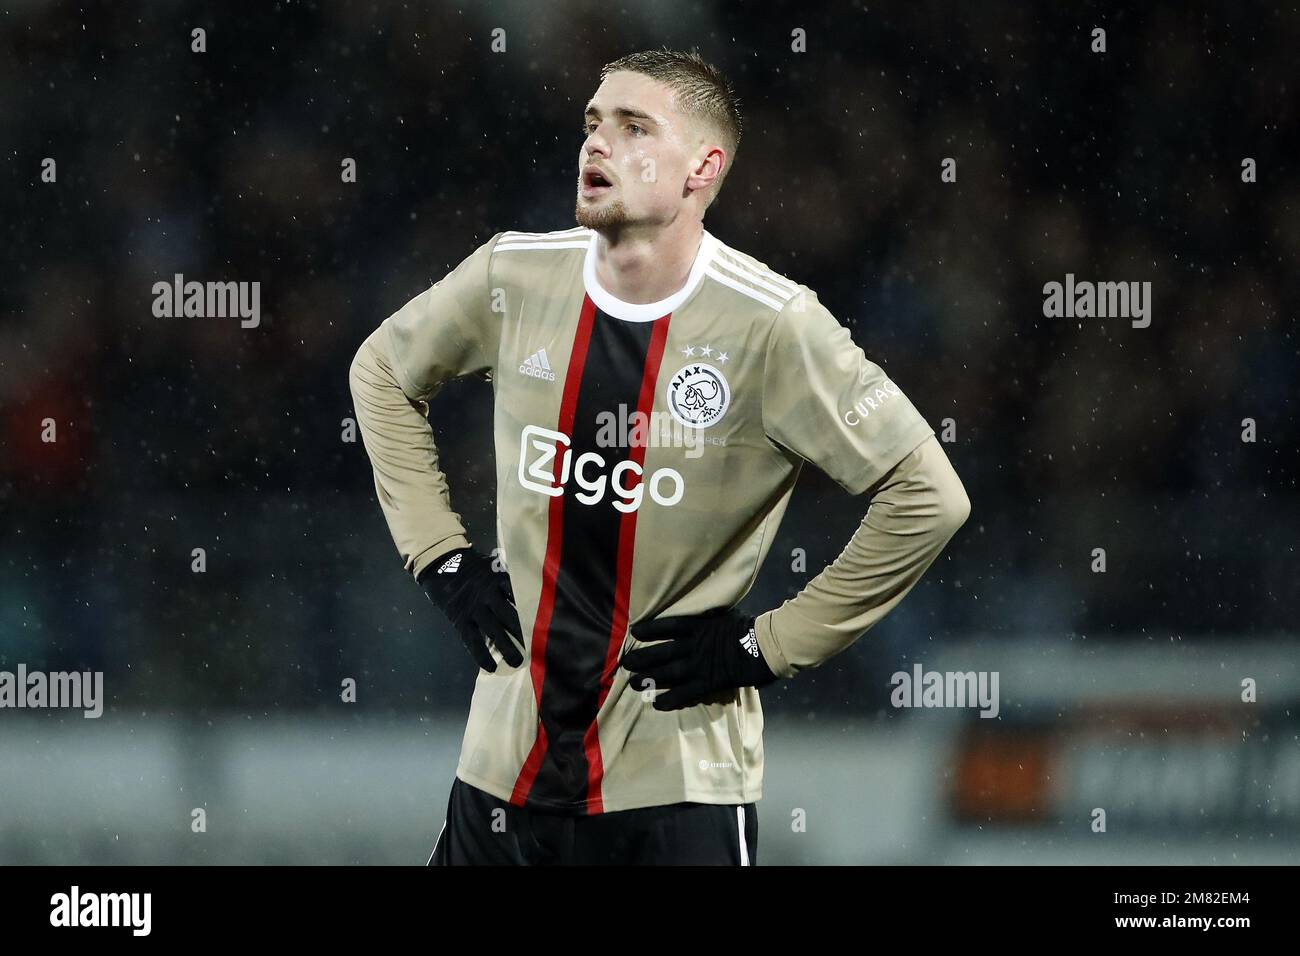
[511,295,672,812]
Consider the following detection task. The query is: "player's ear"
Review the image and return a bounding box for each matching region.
[690,146,725,189]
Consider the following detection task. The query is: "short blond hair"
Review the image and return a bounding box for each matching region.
[599,48,743,207]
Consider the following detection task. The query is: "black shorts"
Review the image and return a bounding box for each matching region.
[428,777,758,866]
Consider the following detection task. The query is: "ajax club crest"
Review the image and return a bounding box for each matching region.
[666,363,730,429]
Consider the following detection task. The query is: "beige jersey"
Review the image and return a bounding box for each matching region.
[349,225,969,813]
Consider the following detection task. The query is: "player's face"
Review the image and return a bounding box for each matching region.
[576,71,702,231]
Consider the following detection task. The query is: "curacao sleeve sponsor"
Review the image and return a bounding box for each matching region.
[383,232,503,400]
[761,288,935,496]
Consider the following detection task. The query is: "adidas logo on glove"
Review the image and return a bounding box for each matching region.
[739,627,760,658]
[437,553,463,574]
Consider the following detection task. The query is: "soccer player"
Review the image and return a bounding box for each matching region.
[349,49,970,866]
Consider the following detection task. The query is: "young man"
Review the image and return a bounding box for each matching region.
[349,49,970,866]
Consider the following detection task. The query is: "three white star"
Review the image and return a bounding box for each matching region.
[680,343,729,362]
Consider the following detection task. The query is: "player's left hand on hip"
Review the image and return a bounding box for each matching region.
[619,608,778,711]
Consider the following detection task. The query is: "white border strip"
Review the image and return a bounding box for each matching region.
[495,240,590,252]
[704,265,787,311]
[427,819,447,866]
[737,806,750,866]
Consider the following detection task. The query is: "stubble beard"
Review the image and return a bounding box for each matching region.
[575,195,630,230]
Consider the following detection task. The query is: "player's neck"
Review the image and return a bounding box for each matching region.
[591,221,704,306]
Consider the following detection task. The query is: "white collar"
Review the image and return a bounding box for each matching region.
[582,228,718,322]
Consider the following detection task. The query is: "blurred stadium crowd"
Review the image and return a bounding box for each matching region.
[2,1,1295,716]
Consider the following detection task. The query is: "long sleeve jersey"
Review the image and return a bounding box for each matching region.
[349,226,970,813]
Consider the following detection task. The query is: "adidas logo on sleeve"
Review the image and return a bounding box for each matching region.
[519,347,556,382]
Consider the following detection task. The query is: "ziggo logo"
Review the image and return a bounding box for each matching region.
[517,425,684,512]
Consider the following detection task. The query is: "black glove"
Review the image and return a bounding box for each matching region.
[419,548,524,672]
[619,608,778,711]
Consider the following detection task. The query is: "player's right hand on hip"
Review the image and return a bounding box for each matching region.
[418,548,524,672]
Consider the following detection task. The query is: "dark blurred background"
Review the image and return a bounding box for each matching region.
[1,1,1296,863]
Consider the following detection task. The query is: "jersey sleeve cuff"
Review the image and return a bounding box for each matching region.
[754,610,797,680]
